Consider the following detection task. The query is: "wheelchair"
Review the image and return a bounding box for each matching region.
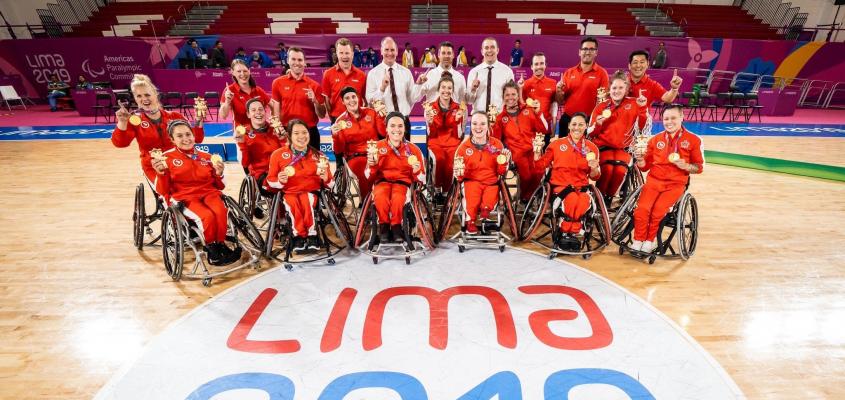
[601,153,644,214]
[611,185,699,264]
[329,156,363,223]
[133,181,166,250]
[237,173,273,222]
[353,181,437,264]
[435,177,518,253]
[160,195,264,286]
[263,187,354,271]
[518,173,612,260]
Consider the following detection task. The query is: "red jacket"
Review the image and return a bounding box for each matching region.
[492,105,547,151]
[266,145,333,193]
[534,137,600,189]
[455,137,508,185]
[154,148,223,202]
[111,110,204,176]
[237,124,285,178]
[365,140,426,186]
[333,107,386,156]
[588,97,647,150]
[640,127,705,185]
[426,99,464,147]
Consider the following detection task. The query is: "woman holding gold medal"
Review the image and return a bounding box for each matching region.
[531,112,602,251]
[150,120,239,266]
[587,70,648,207]
[235,98,286,218]
[364,112,426,244]
[424,75,466,200]
[331,86,386,201]
[266,120,333,252]
[112,74,205,184]
[630,105,704,254]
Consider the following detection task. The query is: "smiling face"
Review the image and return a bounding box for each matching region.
[132,85,160,113]
[439,46,454,68]
[662,107,684,134]
[532,55,546,78]
[438,80,453,104]
[579,40,598,65]
[342,92,359,113]
[381,38,398,65]
[169,124,195,151]
[247,101,265,127]
[568,115,587,141]
[470,113,488,141]
[482,39,499,63]
[231,63,250,85]
[386,116,405,145]
[609,78,628,102]
[336,44,353,68]
[290,124,309,151]
[629,54,648,80]
[287,50,306,76]
[503,86,519,109]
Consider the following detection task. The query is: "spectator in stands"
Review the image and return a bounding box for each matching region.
[183,39,207,69]
[510,39,524,67]
[519,52,556,137]
[324,45,337,67]
[402,42,415,68]
[46,74,70,112]
[456,46,468,67]
[470,56,478,67]
[413,41,466,105]
[277,42,289,70]
[366,36,418,138]
[75,75,93,90]
[353,44,364,68]
[271,47,326,150]
[249,51,274,68]
[321,38,367,123]
[467,37,515,114]
[209,40,226,69]
[628,49,682,105]
[233,47,249,65]
[420,46,438,68]
[556,36,608,138]
[364,47,379,68]
[652,42,667,69]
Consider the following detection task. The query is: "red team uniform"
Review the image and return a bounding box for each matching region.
[266,146,333,239]
[271,73,323,128]
[588,97,648,198]
[629,74,667,108]
[322,65,367,120]
[332,107,387,200]
[237,125,285,181]
[426,99,465,193]
[533,137,601,234]
[634,127,704,242]
[223,82,271,128]
[455,137,509,224]
[521,75,557,133]
[492,105,547,201]
[154,148,227,245]
[111,110,205,183]
[560,63,609,126]
[364,140,426,226]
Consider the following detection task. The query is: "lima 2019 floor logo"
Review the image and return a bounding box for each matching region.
[95,247,745,399]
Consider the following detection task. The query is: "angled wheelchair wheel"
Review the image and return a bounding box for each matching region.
[611,185,643,242]
[518,182,550,241]
[322,190,354,247]
[161,209,184,281]
[237,175,257,220]
[331,161,363,223]
[354,193,375,248]
[498,179,519,240]
[435,179,461,242]
[330,161,350,210]
[504,166,521,211]
[413,189,437,248]
[616,163,644,209]
[264,193,291,258]
[223,195,265,252]
[677,193,699,260]
[133,183,146,250]
[589,184,613,246]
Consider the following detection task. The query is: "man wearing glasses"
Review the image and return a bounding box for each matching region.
[555,37,608,137]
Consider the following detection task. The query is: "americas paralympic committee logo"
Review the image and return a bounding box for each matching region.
[82,59,105,78]
[95,249,745,399]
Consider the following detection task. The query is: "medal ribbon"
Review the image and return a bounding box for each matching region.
[389,141,412,159]
[665,128,684,155]
[568,136,587,158]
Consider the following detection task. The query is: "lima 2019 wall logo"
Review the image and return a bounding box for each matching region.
[95,248,745,399]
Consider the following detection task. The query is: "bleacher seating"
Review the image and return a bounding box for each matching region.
[667,4,781,40]
[67,1,186,37]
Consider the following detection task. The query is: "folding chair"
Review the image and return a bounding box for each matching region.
[0,86,27,110]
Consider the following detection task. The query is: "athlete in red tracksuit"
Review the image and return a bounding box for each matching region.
[588,73,648,205]
[533,113,601,251]
[236,98,286,179]
[492,82,547,202]
[425,76,465,196]
[112,74,204,184]
[365,113,426,243]
[152,120,238,266]
[266,121,333,251]
[331,86,386,201]
[633,106,704,254]
[455,112,510,234]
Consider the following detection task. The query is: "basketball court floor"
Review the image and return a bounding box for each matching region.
[1,107,844,398]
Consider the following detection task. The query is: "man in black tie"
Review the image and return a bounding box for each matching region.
[365,36,419,138]
[467,37,515,115]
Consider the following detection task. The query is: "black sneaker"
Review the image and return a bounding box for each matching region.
[378,223,391,242]
[215,244,240,266]
[253,207,265,219]
[306,235,321,250]
[481,220,499,234]
[292,236,307,252]
[391,225,405,243]
[205,242,223,265]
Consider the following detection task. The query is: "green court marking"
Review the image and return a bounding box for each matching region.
[704,150,845,182]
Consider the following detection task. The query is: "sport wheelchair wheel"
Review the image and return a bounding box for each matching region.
[264,193,291,258]
[133,183,146,250]
[676,193,698,260]
[223,195,265,252]
[237,175,258,220]
[435,178,461,242]
[321,190,354,247]
[330,159,362,222]
[353,192,376,249]
[412,187,437,248]
[161,208,185,281]
[518,182,550,241]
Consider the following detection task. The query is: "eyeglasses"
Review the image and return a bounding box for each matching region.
[580,48,598,52]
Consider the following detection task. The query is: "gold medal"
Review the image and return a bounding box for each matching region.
[210,154,223,164]
[235,125,246,135]
[129,115,141,126]
[284,166,295,176]
[601,109,612,119]
[668,152,680,162]
[585,152,596,161]
[496,154,508,165]
[459,101,467,111]
[526,98,538,108]
[340,120,351,129]
[407,155,419,166]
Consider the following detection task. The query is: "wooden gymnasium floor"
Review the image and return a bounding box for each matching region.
[1,136,844,399]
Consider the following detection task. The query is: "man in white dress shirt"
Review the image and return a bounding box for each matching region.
[365,36,418,137]
[467,37,515,115]
[412,41,467,105]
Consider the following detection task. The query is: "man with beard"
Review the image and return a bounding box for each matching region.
[556,37,608,138]
[271,47,326,149]
[412,41,467,105]
[519,52,557,137]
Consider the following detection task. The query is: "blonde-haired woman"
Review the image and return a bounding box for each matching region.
[112,73,205,183]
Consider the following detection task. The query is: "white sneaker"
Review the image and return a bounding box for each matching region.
[631,240,643,251]
[641,240,657,253]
